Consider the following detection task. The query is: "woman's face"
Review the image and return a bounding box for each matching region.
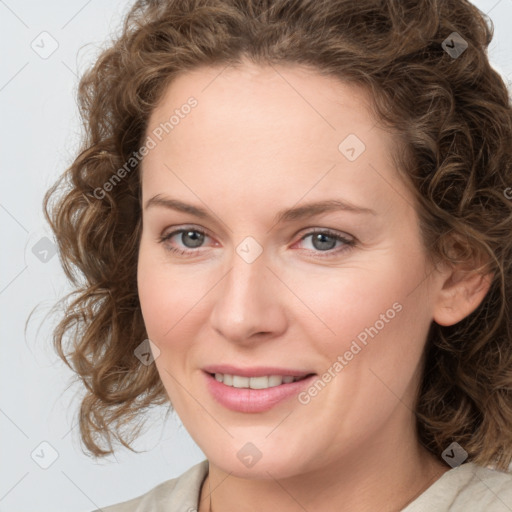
[137,62,445,478]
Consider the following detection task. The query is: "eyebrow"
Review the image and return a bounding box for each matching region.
[144,195,376,224]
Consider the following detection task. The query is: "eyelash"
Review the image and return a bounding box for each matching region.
[158,226,356,259]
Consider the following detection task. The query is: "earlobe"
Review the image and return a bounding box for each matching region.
[433,266,493,327]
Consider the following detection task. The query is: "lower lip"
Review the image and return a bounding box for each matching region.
[204,372,317,413]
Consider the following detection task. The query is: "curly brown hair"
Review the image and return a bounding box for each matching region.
[42,0,512,469]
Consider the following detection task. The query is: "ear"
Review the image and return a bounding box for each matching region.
[432,261,493,327]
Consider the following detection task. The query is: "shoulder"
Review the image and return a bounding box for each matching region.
[90,460,209,512]
[455,463,512,510]
[404,462,512,511]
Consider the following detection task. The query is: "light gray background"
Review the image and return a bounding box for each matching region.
[1,1,511,511]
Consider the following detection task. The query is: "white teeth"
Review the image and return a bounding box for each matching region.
[213,373,303,389]
[232,375,250,388]
[250,376,270,389]
[268,375,283,387]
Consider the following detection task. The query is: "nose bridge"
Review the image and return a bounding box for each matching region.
[221,244,270,320]
[209,239,286,342]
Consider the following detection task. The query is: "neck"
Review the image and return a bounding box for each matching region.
[198,421,449,512]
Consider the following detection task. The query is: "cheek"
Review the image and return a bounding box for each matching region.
[291,270,430,438]
[137,248,201,406]
[287,255,431,368]
[137,243,185,351]
[137,253,169,340]
[137,242,208,341]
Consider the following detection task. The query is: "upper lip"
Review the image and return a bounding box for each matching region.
[202,364,315,378]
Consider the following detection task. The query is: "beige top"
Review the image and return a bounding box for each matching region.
[93,460,512,511]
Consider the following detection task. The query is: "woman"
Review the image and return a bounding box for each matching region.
[43,0,512,510]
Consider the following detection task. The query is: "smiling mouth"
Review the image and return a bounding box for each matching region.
[208,372,315,390]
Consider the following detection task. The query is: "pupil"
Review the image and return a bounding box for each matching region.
[313,233,336,251]
[183,230,204,248]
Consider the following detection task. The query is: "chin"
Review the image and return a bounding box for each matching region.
[201,439,314,481]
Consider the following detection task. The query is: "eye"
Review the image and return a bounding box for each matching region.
[158,227,212,257]
[158,226,356,258]
[295,229,355,257]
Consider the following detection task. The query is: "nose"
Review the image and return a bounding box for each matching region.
[208,245,288,345]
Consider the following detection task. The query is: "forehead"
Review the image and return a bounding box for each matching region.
[142,62,409,218]
[148,62,381,149]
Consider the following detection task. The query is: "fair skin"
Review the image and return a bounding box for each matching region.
[137,61,490,512]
